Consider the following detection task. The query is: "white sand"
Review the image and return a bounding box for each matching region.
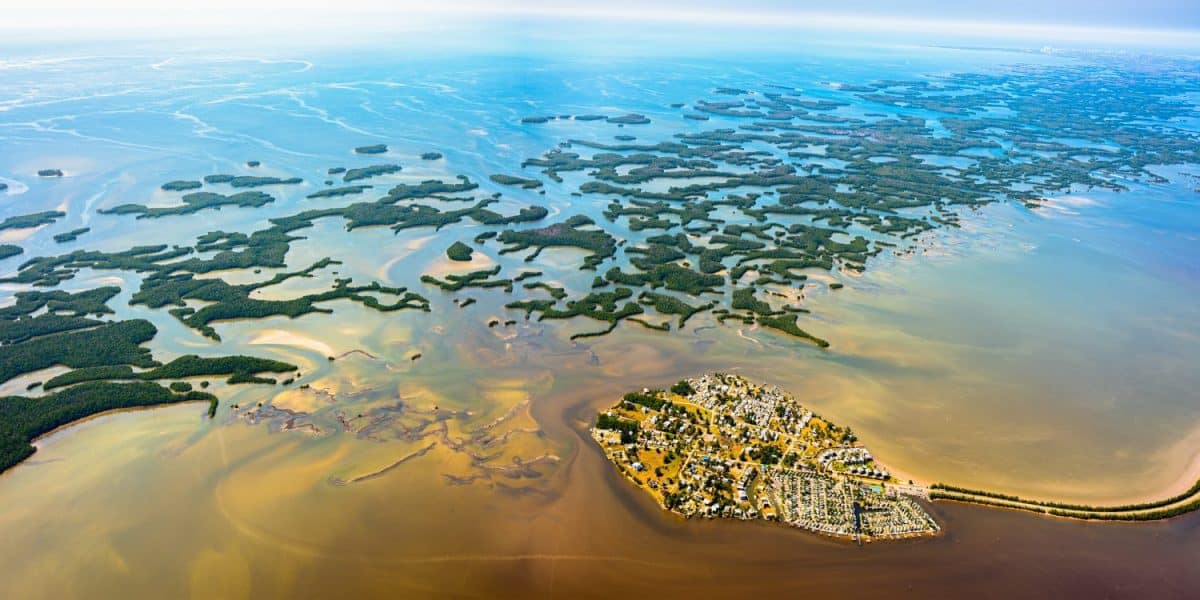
[249,329,334,357]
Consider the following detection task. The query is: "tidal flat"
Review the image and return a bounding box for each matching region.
[0,39,1198,598]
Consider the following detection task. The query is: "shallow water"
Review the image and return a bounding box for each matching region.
[0,37,1198,598]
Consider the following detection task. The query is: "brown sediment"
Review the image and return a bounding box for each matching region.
[470,399,531,435]
[328,442,438,486]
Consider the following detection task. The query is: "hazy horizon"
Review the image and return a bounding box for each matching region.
[2,0,1198,50]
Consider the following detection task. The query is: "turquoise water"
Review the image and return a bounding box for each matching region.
[1,33,1199,598]
[3,37,1199,494]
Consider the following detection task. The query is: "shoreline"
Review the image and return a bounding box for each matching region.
[0,400,212,480]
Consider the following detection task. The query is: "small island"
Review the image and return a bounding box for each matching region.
[161,180,203,191]
[355,144,388,154]
[37,169,63,177]
[606,113,651,125]
[446,241,475,261]
[0,244,22,260]
[0,211,66,231]
[489,173,543,189]
[53,227,90,243]
[593,373,939,541]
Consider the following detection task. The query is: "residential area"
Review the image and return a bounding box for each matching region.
[592,373,939,541]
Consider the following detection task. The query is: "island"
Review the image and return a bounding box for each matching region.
[201,174,302,188]
[355,144,388,154]
[489,173,543,189]
[101,191,273,218]
[0,244,22,260]
[593,373,939,541]
[606,113,651,125]
[37,169,63,177]
[161,180,203,191]
[343,163,402,182]
[0,211,66,231]
[446,241,474,261]
[53,227,90,243]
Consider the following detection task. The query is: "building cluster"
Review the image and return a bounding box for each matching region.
[592,373,939,541]
[819,447,890,480]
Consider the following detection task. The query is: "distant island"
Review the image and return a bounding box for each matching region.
[161,180,203,191]
[0,211,65,231]
[355,144,388,154]
[0,244,22,260]
[53,227,90,243]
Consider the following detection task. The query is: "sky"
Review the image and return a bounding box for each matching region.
[2,0,1198,48]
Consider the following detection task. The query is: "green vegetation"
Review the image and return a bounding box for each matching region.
[629,317,670,331]
[446,241,474,262]
[757,314,829,348]
[0,287,122,345]
[421,266,513,293]
[42,354,297,389]
[355,144,388,154]
[0,286,118,320]
[605,263,723,296]
[607,113,650,125]
[639,291,714,327]
[0,381,217,473]
[670,380,694,396]
[930,481,1200,515]
[0,211,65,231]
[929,484,1200,522]
[507,287,643,339]
[101,191,273,218]
[421,152,443,160]
[732,287,775,315]
[0,319,158,384]
[497,215,616,270]
[623,390,669,410]
[307,185,371,199]
[202,174,302,188]
[343,163,402,182]
[0,315,105,345]
[595,413,638,443]
[133,260,430,340]
[489,174,543,189]
[161,180,203,191]
[0,244,22,260]
[37,169,63,177]
[53,227,90,243]
[523,281,567,300]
